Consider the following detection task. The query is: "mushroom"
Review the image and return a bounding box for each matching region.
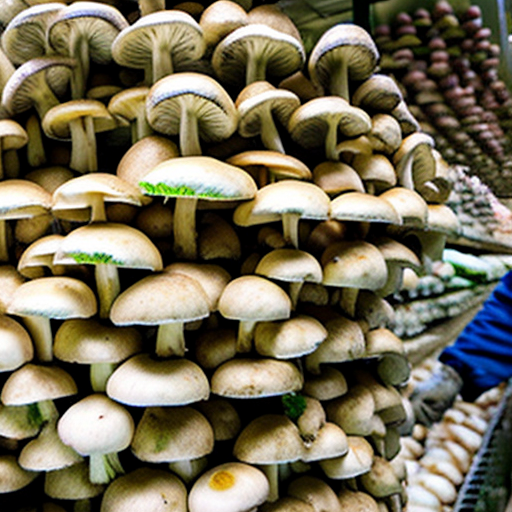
[0,455,40,493]
[145,73,238,157]
[47,2,128,99]
[234,180,330,249]
[57,393,134,484]
[131,406,214,483]
[308,24,379,100]
[110,273,209,358]
[0,315,33,373]
[0,119,28,180]
[236,81,300,153]
[112,10,205,84]
[352,74,403,113]
[42,99,117,174]
[212,23,305,87]
[288,97,372,161]
[188,462,269,512]
[100,467,187,512]
[288,475,344,512]
[7,276,97,362]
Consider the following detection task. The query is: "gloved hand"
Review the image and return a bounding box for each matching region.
[409,364,463,426]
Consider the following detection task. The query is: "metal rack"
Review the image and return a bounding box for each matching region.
[453,381,512,512]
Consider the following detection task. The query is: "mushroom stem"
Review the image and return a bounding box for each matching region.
[28,400,59,430]
[69,118,90,174]
[132,105,153,144]
[180,106,202,156]
[152,40,174,83]
[169,457,208,484]
[89,452,124,484]
[155,321,186,357]
[84,115,98,172]
[22,315,53,362]
[26,114,47,168]
[345,477,358,491]
[260,109,285,153]
[288,282,304,310]
[387,493,403,512]
[237,320,257,353]
[74,499,92,512]
[4,149,20,178]
[0,139,4,180]
[325,119,339,161]
[70,33,90,100]
[89,194,107,223]
[90,363,118,392]
[173,197,198,260]
[95,263,121,319]
[246,55,267,85]
[0,220,8,262]
[260,464,279,502]
[34,81,61,120]
[397,152,415,190]
[281,213,301,248]
[329,57,349,100]
[339,288,359,318]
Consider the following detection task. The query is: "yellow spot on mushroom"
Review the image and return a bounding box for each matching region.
[209,470,235,491]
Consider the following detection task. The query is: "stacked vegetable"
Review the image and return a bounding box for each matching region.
[375,0,512,196]
[0,1,466,511]
[399,359,504,512]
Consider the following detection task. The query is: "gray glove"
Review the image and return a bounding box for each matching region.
[409,364,463,426]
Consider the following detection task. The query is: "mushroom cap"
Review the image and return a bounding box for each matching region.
[426,204,461,235]
[337,489,380,511]
[302,422,349,462]
[110,273,209,326]
[1,56,74,116]
[112,10,205,72]
[1,363,77,405]
[146,73,238,143]
[212,24,305,86]
[42,99,117,140]
[0,119,28,150]
[313,161,365,196]
[140,156,257,201]
[58,393,134,456]
[330,192,401,225]
[288,475,344,512]
[379,187,429,228]
[7,276,97,320]
[234,414,305,464]
[321,240,388,290]
[53,318,142,364]
[351,154,397,190]
[319,436,374,479]
[234,180,330,225]
[211,358,303,398]
[0,179,51,220]
[308,24,379,93]
[107,86,150,124]
[367,114,402,155]
[106,353,210,407]
[255,248,323,284]
[116,135,179,189]
[131,406,214,463]
[194,398,242,441]
[17,234,64,279]
[219,274,291,322]
[54,223,163,270]
[352,74,403,112]
[236,81,300,137]
[254,315,328,358]
[0,315,33,373]
[199,0,248,48]
[227,150,312,181]
[47,1,128,63]
[1,3,65,64]
[194,328,237,370]
[44,461,105,500]
[100,467,187,512]
[0,455,40,493]
[359,457,403,498]
[188,462,269,512]
[303,367,348,401]
[288,97,372,149]
[259,497,316,512]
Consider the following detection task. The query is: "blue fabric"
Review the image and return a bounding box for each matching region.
[439,271,512,401]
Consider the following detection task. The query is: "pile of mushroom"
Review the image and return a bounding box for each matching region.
[398,359,504,512]
[0,1,475,510]
[374,0,512,197]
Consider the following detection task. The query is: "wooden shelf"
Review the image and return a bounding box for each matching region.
[403,304,487,366]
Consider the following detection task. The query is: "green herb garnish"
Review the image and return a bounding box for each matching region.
[282,392,307,422]
[68,252,122,265]
[139,181,227,198]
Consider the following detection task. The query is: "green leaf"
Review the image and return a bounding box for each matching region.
[282,393,307,422]
[68,252,122,266]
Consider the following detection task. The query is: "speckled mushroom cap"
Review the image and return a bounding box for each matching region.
[212,23,305,87]
[106,353,210,407]
[100,467,188,512]
[188,462,269,512]
[1,56,74,118]
[211,358,303,398]
[112,10,205,83]
[1,3,65,64]
[308,24,379,100]
[288,97,372,161]
[1,364,77,406]
[54,223,163,270]
[145,73,238,156]
[0,316,33,373]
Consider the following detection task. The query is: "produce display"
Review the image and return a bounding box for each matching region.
[374,0,512,196]
[400,359,505,512]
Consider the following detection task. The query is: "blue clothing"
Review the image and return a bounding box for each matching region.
[440,271,512,401]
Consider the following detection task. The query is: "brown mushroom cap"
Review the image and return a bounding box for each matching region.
[313,161,365,196]
[352,74,403,113]
[0,455,40,493]
[330,192,401,225]
[288,475,344,512]
[44,461,105,500]
[319,436,374,479]
[199,0,248,49]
